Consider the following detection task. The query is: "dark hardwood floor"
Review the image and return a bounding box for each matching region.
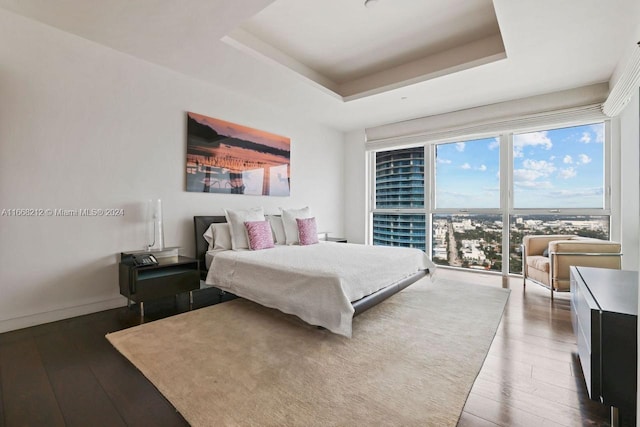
[0,271,628,426]
[0,291,212,427]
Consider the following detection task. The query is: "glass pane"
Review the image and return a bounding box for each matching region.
[513,123,605,208]
[508,214,610,274]
[432,214,502,272]
[435,137,500,208]
[375,147,424,208]
[373,213,426,251]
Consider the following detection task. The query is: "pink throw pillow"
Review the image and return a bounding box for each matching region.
[244,220,275,250]
[296,217,319,246]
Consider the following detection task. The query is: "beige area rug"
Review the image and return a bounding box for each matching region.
[106,278,509,427]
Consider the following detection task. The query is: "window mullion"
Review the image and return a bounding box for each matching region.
[426,144,434,255]
[502,133,512,277]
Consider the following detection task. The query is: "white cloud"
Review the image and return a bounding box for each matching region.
[549,155,556,161]
[578,154,591,164]
[476,164,487,172]
[522,159,556,175]
[513,131,552,157]
[563,155,572,164]
[455,142,465,152]
[437,158,452,164]
[558,167,577,179]
[460,163,471,170]
[488,138,500,150]
[513,168,546,182]
[591,124,604,143]
[580,132,591,143]
[513,158,557,188]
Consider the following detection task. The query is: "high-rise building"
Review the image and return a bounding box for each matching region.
[373,214,426,250]
[375,148,424,209]
[373,147,426,250]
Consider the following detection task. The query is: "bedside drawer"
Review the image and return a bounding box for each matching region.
[134,269,200,301]
[120,256,200,304]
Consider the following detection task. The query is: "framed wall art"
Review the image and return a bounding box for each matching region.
[186,112,290,196]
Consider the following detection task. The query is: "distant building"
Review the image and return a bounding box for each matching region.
[452,219,475,232]
[433,247,447,259]
[461,239,486,262]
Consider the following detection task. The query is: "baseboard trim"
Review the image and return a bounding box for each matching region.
[0,297,127,334]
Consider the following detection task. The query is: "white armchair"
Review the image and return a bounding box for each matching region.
[522,235,622,299]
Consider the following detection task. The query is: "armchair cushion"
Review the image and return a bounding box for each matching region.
[523,235,577,256]
[527,256,550,273]
[547,239,621,254]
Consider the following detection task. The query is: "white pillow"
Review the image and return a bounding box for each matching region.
[203,224,215,249]
[203,223,232,251]
[266,215,286,245]
[224,207,265,250]
[281,207,311,245]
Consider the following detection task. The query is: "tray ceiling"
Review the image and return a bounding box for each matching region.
[225,0,506,100]
[0,0,637,131]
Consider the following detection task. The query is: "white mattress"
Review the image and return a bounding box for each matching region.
[205,243,435,337]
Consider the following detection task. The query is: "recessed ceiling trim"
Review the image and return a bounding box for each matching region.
[222,28,342,100]
[341,34,507,101]
[224,29,506,102]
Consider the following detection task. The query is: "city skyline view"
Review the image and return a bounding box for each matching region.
[373,211,610,274]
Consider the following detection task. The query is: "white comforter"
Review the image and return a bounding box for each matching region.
[205,243,435,337]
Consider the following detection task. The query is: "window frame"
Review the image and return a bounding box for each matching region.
[367,118,613,276]
[508,120,612,214]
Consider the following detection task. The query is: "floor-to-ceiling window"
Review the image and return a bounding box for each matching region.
[369,121,611,275]
[432,137,502,271]
[508,122,609,273]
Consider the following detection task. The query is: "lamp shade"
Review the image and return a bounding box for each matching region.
[147,199,164,251]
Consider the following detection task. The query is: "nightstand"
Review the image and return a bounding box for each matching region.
[119,252,200,318]
[326,237,347,243]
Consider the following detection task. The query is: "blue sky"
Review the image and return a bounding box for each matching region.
[435,123,605,209]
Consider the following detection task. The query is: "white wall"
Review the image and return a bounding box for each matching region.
[0,10,345,332]
[619,89,640,270]
[343,130,367,244]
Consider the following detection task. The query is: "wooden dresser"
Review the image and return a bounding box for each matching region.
[570,266,638,426]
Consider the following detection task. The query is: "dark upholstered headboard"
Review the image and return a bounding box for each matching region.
[194,215,226,277]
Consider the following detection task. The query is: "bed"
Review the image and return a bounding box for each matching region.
[194,215,434,337]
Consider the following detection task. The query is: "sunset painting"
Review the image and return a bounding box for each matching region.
[186,112,290,196]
